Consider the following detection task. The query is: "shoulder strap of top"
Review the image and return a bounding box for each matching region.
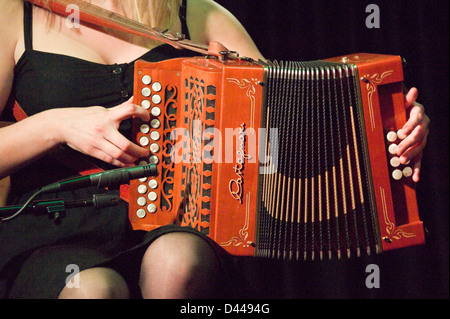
[179,0,191,40]
[24,1,33,50]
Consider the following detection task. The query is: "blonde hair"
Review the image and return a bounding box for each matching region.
[41,0,182,29]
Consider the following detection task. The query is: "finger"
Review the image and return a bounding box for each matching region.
[398,130,428,174]
[401,102,426,135]
[110,98,150,123]
[397,123,427,157]
[103,127,150,159]
[404,87,418,108]
[75,143,131,167]
[411,153,423,183]
[92,136,142,165]
[399,141,425,165]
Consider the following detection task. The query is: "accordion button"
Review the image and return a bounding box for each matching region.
[392,169,403,180]
[139,177,148,183]
[137,184,147,194]
[390,157,401,167]
[147,204,157,214]
[402,166,413,178]
[148,191,157,201]
[141,99,151,109]
[113,67,122,75]
[397,129,407,140]
[152,82,162,92]
[151,119,161,129]
[121,90,129,98]
[140,124,150,134]
[388,144,398,155]
[137,196,147,206]
[149,155,159,164]
[151,107,161,117]
[150,131,160,141]
[150,143,160,153]
[142,87,151,97]
[386,131,397,142]
[148,179,158,189]
[142,75,152,85]
[136,209,147,219]
[152,94,162,105]
[139,136,150,147]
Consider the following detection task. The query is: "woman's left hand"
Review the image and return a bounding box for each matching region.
[396,87,430,182]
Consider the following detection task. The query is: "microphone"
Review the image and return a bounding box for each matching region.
[40,164,158,194]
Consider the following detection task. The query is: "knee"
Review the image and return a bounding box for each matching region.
[140,232,220,298]
[58,267,130,299]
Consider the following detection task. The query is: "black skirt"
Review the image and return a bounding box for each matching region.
[0,158,233,299]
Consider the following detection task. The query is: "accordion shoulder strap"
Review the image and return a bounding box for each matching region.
[25,0,230,57]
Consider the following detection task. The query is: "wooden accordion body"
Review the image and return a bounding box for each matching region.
[128,53,424,260]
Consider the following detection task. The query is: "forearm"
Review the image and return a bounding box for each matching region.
[0,175,10,206]
[0,109,61,179]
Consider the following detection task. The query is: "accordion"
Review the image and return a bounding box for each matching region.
[128,53,425,260]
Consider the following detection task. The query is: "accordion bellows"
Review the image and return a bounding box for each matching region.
[128,53,424,260]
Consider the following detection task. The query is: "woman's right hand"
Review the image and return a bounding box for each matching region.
[51,98,150,167]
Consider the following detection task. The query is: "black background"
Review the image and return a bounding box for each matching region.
[216,0,448,299]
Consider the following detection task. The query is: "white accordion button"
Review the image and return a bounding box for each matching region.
[150,119,161,129]
[137,184,147,194]
[386,131,397,142]
[150,131,160,141]
[141,87,151,97]
[141,99,151,109]
[392,169,403,180]
[140,124,150,134]
[139,136,150,147]
[142,75,152,85]
[150,143,160,153]
[390,157,401,168]
[402,166,413,178]
[397,129,407,140]
[388,144,398,155]
[152,94,162,105]
[152,82,162,92]
[137,196,147,206]
[148,191,157,201]
[136,209,147,219]
[149,155,159,164]
[151,107,161,117]
[147,203,157,214]
[148,179,158,189]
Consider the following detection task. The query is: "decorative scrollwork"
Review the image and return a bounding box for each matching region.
[220,192,252,248]
[160,85,178,213]
[380,187,416,242]
[363,71,394,131]
[227,78,259,128]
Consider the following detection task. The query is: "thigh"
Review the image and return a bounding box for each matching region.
[7,245,109,299]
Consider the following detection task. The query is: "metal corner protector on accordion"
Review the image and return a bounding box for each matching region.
[126,52,425,261]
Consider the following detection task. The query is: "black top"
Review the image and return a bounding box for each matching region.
[10,1,197,192]
[1,0,197,277]
[15,0,194,114]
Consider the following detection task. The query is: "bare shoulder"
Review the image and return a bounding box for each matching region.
[0,0,23,112]
[187,0,264,60]
[0,0,23,61]
[0,0,23,26]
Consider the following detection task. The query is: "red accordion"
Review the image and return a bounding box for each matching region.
[128,53,425,260]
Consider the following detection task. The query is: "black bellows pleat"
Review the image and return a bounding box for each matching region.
[256,60,378,260]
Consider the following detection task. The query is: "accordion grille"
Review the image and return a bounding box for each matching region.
[257,60,380,260]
